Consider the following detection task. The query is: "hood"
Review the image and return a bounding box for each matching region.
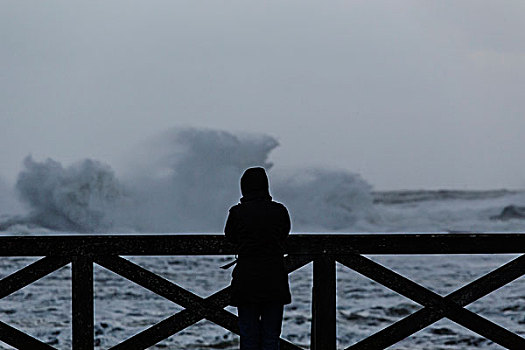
[240,167,271,199]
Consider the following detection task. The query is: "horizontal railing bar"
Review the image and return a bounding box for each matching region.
[1,234,525,255]
[0,256,70,300]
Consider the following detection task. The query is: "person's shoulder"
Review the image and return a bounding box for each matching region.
[270,200,289,211]
[228,203,241,212]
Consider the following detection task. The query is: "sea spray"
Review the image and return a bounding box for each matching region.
[117,128,279,232]
[14,156,122,232]
[272,168,374,231]
[0,176,23,217]
[0,128,376,233]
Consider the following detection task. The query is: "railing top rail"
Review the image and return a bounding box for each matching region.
[0,233,524,256]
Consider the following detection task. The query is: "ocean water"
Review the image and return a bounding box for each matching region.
[1,128,525,349]
[1,189,525,349]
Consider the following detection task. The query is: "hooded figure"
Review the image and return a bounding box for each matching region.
[224,167,291,349]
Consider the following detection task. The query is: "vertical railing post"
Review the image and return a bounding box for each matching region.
[72,256,93,350]
[311,254,336,350]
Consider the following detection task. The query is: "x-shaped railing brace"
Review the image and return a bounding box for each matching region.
[95,255,311,350]
[0,256,70,350]
[337,253,525,350]
[2,253,524,349]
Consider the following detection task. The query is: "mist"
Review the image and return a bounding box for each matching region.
[1,128,375,233]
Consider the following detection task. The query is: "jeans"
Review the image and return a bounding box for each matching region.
[238,303,284,350]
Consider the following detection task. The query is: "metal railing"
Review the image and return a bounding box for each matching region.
[0,234,524,349]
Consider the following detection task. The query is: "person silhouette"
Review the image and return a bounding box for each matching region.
[224,167,291,350]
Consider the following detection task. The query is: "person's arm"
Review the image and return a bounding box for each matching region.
[281,205,291,240]
[224,206,239,244]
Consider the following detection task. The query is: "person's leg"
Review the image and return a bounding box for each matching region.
[238,304,262,350]
[260,303,284,350]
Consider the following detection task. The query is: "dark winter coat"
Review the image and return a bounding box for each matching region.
[224,168,291,306]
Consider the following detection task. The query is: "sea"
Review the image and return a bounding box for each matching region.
[1,128,524,349]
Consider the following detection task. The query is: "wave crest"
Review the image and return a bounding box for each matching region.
[15,156,122,232]
[1,128,375,233]
[273,168,374,231]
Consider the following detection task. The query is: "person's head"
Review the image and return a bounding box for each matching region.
[240,167,269,197]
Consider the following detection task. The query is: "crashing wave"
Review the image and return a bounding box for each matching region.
[0,128,375,233]
[8,156,123,232]
[273,168,374,231]
[118,127,279,232]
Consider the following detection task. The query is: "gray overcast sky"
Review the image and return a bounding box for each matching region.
[1,0,525,190]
